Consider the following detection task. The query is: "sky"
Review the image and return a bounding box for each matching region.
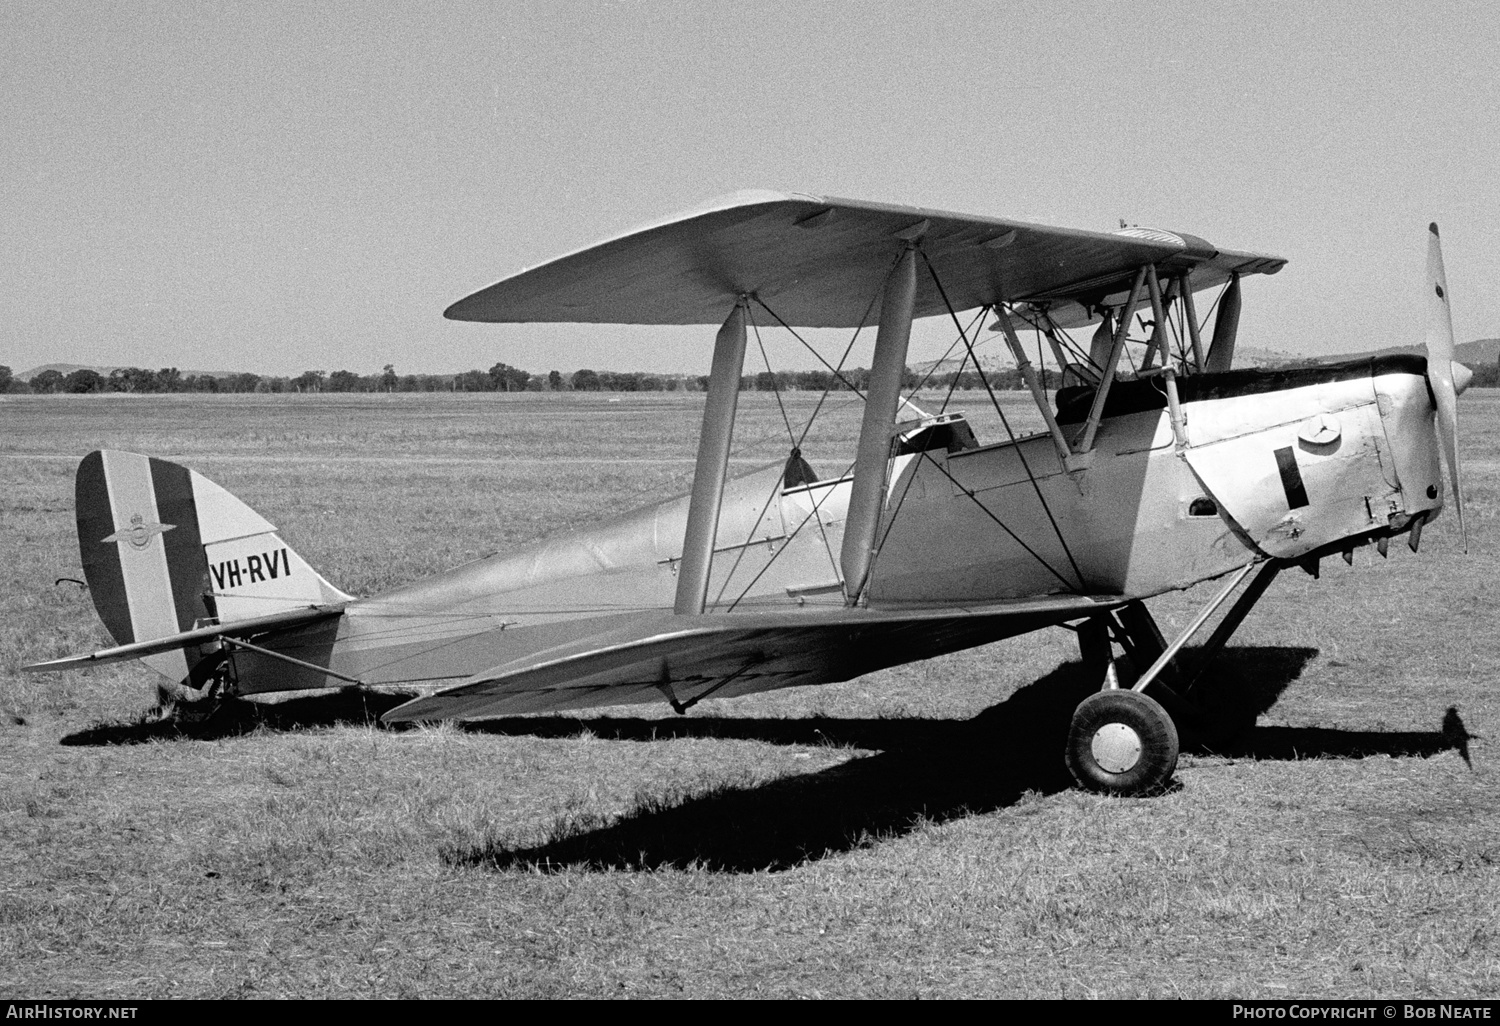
[3,0,1497,378]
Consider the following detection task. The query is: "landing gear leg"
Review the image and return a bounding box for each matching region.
[1179,560,1283,695]
[1065,561,1281,794]
[1114,600,1167,674]
[1077,602,1169,688]
[1076,616,1113,675]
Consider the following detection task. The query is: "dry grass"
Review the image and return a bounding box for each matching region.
[1,389,1496,998]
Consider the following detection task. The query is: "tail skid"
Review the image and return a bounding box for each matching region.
[66,451,349,682]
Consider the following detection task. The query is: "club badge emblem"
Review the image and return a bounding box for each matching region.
[102,513,175,550]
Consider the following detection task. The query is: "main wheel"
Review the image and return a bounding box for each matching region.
[1065,689,1179,796]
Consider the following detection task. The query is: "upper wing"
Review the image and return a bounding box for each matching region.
[381,595,1121,722]
[445,190,1284,329]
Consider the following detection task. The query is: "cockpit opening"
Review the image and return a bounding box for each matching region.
[894,414,980,456]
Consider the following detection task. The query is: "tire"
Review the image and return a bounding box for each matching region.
[1065,689,1179,796]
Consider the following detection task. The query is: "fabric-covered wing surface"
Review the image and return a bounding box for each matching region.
[380,596,1120,722]
[446,190,1284,329]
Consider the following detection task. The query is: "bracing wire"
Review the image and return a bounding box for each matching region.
[706,274,893,609]
[747,305,796,446]
[711,306,875,609]
[893,448,1081,593]
[918,250,1087,592]
[725,459,855,612]
[709,469,792,611]
[790,285,884,450]
[753,298,870,401]
[900,306,989,402]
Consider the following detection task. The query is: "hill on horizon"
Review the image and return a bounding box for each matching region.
[1317,338,1500,367]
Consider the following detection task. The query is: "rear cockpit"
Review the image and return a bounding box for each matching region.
[780,411,980,497]
[894,413,980,456]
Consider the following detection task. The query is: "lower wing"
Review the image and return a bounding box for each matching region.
[381,595,1121,722]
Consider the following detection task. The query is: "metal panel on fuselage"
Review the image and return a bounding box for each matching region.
[1184,383,1394,559]
[1182,369,1438,560]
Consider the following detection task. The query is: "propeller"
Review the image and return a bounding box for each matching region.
[1425,222,1467,552]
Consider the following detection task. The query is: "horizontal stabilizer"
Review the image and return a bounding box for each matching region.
[22,603,345,673]
[446,190,1284,329]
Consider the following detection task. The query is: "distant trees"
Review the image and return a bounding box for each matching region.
[488,362,531,392]
[107,367,155,392]
[6,358,1066,396]
[600,372,642,391]
[293,370,326,393]
[65,369,105,393]
[29,369,65,393]
[16,351,1500,397]
[326,370,362,392]
[453,369,488,391]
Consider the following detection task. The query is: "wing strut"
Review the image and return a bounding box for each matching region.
[842,243,918,605]
[1204,272,1241,373]
[1077,266,1148,454]
[992,306,1073,464]
[675,298,749,615]
[1138,266,1172,371]
[1178,272,1207,371]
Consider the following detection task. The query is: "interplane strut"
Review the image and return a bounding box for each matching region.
[675,299,748,615]
[841,244,919,606]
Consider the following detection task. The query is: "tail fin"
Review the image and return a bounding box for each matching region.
[76,451,350,681]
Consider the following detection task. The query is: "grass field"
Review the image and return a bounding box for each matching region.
[2,390,1497,999]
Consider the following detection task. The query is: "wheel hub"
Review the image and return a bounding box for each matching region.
[1091,723,1143,774]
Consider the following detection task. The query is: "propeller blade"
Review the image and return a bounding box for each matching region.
[1425,222,1466,552]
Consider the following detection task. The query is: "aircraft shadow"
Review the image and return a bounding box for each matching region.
[440,645,1473,874]
[1212,708,1476,765]
[445,659,1104,874]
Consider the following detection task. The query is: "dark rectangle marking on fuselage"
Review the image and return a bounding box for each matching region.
[1274,446,1309,509]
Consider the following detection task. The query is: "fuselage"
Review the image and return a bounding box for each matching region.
[233,356,1444,694]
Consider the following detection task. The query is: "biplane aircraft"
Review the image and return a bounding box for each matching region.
[25,191,1471,796]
